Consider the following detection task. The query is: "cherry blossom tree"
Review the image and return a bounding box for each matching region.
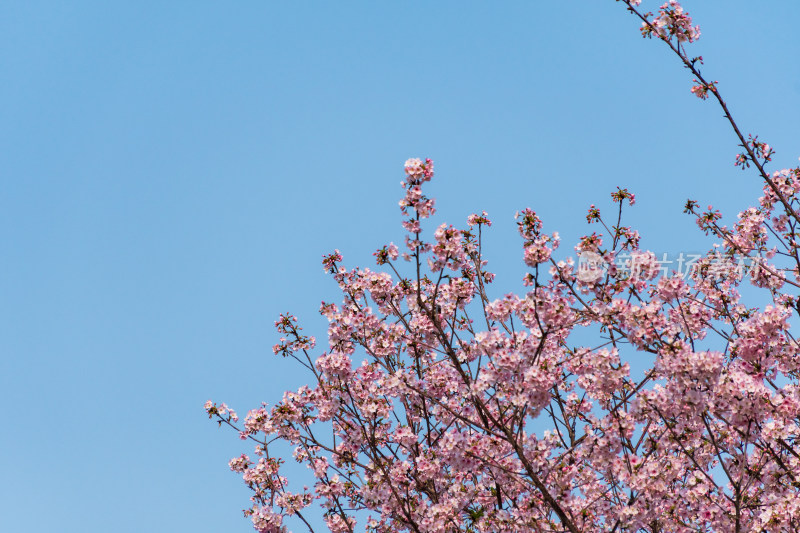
[206,2,800,531]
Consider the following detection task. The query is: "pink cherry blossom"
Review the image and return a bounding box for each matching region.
[206,3,800,532]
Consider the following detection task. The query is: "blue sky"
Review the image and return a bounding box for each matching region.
[2,2,798,532]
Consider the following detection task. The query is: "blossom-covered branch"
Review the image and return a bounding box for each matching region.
[206,2,800,531]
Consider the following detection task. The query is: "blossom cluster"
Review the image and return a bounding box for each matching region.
[206,147,800,531]
[206,2,800,531]
[641,0,701,44]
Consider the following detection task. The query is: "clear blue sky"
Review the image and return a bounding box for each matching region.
[2,2,798,532]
